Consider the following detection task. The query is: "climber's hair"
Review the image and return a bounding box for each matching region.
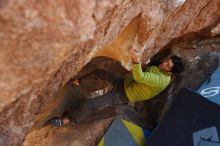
[170,55,184,74]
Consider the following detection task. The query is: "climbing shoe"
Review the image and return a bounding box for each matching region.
[48,117,65,127]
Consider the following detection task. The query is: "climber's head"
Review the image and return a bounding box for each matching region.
[159,55,184,74]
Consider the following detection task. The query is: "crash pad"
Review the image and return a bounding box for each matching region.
[98,117,151,146]
[198,66,220,105]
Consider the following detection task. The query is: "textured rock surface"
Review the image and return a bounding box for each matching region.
[0,0,219,145]
[24,119,112,146]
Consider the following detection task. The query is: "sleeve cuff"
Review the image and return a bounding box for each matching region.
[132,62,141,69]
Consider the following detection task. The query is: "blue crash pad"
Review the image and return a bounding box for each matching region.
[199,140,220,146]
[198,66,220,105]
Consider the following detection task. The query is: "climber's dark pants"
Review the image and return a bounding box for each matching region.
[71,69,128,123]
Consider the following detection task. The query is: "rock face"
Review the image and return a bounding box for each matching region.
[0,0,219,145]
[24,119,113,146]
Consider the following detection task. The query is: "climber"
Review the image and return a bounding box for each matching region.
[48,47,184,126]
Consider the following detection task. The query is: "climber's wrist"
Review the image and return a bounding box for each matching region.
[132,58,140,64]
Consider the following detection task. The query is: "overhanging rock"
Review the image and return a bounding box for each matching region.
[0,0,219,145]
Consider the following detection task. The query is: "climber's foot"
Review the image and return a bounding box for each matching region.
[48,117,70,127]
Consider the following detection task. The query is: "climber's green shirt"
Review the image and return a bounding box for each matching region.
[124,63,171,102]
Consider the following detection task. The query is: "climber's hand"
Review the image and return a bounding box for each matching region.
[144,59,151,65]
[73,79,79,86]
[129,48,141,64]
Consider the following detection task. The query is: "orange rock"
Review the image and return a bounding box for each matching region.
[0,0,219,145]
